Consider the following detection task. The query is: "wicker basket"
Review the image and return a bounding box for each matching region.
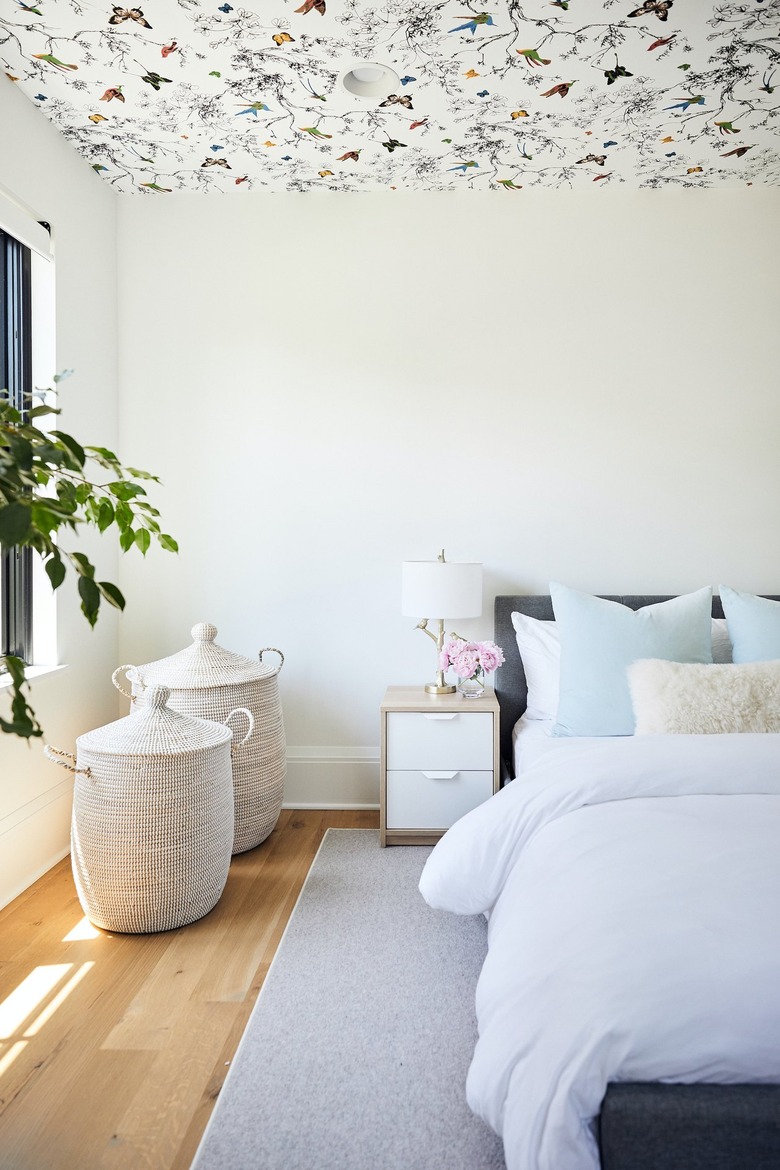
[113,623,286,854]
[45,685,251,933]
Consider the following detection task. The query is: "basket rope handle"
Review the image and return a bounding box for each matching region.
[258,647,284,676]
[225,707,254,750]
[112,664,141,701]
[44,745,92,777]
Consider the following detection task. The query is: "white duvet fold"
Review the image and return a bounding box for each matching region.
[418,734,780,1170]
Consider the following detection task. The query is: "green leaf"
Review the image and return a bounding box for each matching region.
[115,501,133,530]
[0,502,32,546]
[97,580,126,610]
[27,403,59,420]
[1,654,26,686]
[159,533,179,553]
[51,430,86,469]
[78,575,101,627]
[0,403,22,424]
[85,445,119,462]
[45,554,66,590]
[52,369,74,383]
[70,552,95,578]
[108,481,146,502]
[119,527,135,552]
[35,442,68,468]
[7,435,33,471]
[126,468,160,482]
[55,480,78,513]
[0,654,43,738]
[97,498,115,532]
[30,501,61,535]
[134,528,151,555]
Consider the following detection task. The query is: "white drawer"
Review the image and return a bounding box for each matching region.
[386,770,494,830]
[386,711,493,771]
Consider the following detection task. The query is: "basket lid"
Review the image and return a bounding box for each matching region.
[130,623,277,689]
[77,685,233,755]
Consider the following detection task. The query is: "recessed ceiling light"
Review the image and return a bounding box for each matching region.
[339,61,400,99]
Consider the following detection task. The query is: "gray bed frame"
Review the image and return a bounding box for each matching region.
[492,593,780,1170]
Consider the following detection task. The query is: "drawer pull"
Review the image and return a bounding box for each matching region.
[422,771,459,780]
[422,713,458,721]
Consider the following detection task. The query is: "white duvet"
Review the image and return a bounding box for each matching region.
[419,734,780,1170]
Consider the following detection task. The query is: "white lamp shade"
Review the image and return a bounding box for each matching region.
[402,560,482,619]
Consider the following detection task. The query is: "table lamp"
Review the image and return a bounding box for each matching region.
[401,550,483,694]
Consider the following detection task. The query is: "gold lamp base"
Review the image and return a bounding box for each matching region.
[425,682,456,695]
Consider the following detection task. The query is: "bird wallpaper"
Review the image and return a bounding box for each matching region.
[2,0,779,192]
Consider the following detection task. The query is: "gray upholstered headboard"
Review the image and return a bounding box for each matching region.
[492,593,756,773]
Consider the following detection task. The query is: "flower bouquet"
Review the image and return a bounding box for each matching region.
[439,638,505,698]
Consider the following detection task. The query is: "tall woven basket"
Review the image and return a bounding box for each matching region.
[114,623,286,854]
[44,685,249,934]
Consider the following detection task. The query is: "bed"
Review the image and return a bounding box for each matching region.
[419,592,780,1170]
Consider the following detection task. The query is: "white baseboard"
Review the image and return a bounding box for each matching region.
[282,802,380,811]
[284,746,379,809]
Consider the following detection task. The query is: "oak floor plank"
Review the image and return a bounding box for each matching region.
[194,809,325,1004]
[97,1001,240,1170]
[0,1039,153,1169]
[0,809,378,1169]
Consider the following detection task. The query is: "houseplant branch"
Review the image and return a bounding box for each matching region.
[0,374,178,739]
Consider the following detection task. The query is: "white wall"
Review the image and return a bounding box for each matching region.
[0,81,119,908]
[116,189,780,806]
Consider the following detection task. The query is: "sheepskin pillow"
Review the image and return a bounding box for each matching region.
[628,658,780,735]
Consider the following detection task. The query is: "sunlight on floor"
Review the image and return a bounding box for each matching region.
[25,962,93,1036]
[0,961,95,1077]
[0,964,71,1039]
[62,916,101,942]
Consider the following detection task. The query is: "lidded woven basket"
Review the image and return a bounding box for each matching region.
[114,623,286,854]
[45,685,246,934]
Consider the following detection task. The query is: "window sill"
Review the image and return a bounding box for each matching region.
[0,663,69,690]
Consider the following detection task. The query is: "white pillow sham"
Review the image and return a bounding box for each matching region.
[511,613,733,723]
[628,658,780,735]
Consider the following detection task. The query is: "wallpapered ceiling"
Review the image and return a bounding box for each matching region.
[2,0,779,192]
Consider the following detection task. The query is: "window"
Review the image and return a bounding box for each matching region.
[1,227,34,666]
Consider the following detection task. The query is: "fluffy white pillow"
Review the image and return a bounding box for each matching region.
[628,658,780,735]
[511,614,732,723]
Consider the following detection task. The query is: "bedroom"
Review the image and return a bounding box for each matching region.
[1,0,780,1163]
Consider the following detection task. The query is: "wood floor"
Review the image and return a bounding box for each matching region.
[0,808,378,1169]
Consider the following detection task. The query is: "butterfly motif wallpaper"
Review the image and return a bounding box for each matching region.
[2,0,779,192]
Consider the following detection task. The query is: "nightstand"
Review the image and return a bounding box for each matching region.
[379,685,501,847]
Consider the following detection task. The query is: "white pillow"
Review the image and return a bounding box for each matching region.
[711,617,733,664]
[511,614,733,723]
[628,658,780,735]
[510,611,560,721]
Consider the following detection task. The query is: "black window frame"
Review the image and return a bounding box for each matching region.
[1,228,34,665]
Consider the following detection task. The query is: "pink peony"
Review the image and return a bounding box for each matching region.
[440,636,505,681]
[439,638,465,670]
[451,645,480,679]
[477,641,505,673]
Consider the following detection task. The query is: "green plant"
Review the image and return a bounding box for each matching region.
[0,374,177,739]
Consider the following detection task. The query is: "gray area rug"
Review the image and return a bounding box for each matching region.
[192,828,506,1170]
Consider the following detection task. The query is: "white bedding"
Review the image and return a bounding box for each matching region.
[512,713,606,776]
[419,734,780,1170]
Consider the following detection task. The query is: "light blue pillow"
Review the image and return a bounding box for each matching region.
[720,586,780,663]
[551,583,713,737]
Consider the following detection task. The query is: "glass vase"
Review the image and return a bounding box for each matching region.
[458,675,485,699]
